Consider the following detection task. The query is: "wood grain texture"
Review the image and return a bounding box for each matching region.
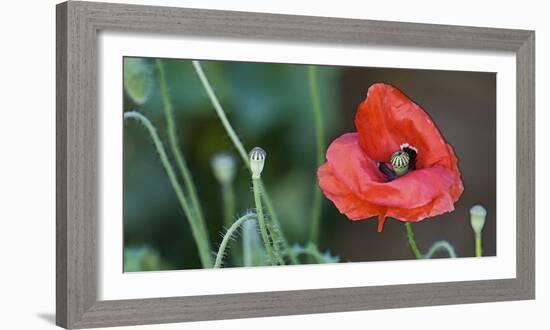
[516,32,536,298]
[56,3,68,328]
[57,1,99,328]
[56,1,536,328]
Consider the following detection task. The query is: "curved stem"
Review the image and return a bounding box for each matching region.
[252,177,277,265]
[424,240,457,259]
[156,60,212,265]
[290,244,323,264]
[214,213,256,268]
[405,223,423,259]
[192,60,298,264]
[124,111,212,268]
[307,65,325,244]
[293,250,323,264]
[405,223,457,259]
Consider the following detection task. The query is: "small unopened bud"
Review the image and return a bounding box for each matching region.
[249,147,266,179]
[124,58,152,105]
[210,153,236,185]
[470,205,487,236]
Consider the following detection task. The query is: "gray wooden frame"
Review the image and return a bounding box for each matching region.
[56,1,535,328]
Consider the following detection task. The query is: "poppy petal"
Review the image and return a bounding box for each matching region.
[318,83,464,232]
[318,162,382,220]
[323,133,386,194]
[325,133,457,209]
[355,83,453,169]
[385,191,456,222]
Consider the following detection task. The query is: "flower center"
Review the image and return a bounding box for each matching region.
[391,151,409,176]
[378,144,417,181]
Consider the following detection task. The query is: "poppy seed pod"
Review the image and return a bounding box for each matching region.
[249,147,266,179]
[469,204,487,236]
[210,153,236,185]
[391,150,410,176]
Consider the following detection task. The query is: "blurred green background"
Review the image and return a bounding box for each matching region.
[123,57,496,272]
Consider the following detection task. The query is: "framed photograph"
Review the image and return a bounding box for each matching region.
[56,1,535,328]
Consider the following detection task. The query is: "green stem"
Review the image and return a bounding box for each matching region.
[242,217,264,267]
[214,213,256,268]
[424,240,457,259]
[307,65,325,244]
[475,233,483,257]
[222,184,236,229]
[259,181,298,265]
[405,223,457,259]
[405,223,423,259]
[192,60,298,264]
[290,243,324,264]
[252,177,277,265]
[310,191,323,244]
[191,60,248,164]
[242,219,254,267]
[124,111,212,268]
[220,183,236,264]
[156,60,211,260]
[265,219,285,265]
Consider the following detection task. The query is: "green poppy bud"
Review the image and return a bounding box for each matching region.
[469,204,487,236]
[249,147,266,179]
[210,153,236,185]
[124,58,152,105]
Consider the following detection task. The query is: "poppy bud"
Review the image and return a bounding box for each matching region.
[211,153,236,185]
[391,150,410,176]
[469,204,487,236]
[249,147,266,179]
[124,58,152,105]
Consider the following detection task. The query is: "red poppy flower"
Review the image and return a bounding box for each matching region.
[318,83,463,232]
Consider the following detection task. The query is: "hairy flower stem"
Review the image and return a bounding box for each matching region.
[405,223,457,259]
[192,60,248,163]
[259,181,297,265]
[308,66,325,244]
[252,178,277,265]
[475,233,483,257]
[266,221,285,266]
[214,213,256,268]
[156,59,212,266]
[124,111,212,268]
[192,60,298,264]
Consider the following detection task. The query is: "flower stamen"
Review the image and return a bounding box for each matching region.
[378,163,397,181]
[401,145,417,170]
